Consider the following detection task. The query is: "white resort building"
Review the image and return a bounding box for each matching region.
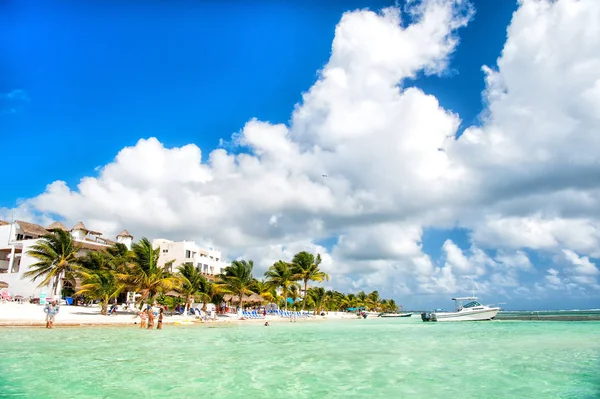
[0,220,133,299]
[152,238,229,279]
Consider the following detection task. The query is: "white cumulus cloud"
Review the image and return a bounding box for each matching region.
[4,0,600,306]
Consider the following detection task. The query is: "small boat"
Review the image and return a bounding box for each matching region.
[380,312,412,318]
[422,297,500,322]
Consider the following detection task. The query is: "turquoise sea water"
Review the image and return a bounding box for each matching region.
[1,318,599,398]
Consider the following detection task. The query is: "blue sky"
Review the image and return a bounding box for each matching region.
[1,0,516,204]
[2,0,599,310]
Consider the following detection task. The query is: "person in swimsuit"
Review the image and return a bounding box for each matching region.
[157,308,163,330]
[147,306,155,329]
[139,308,147,329]
[44,300,60,329]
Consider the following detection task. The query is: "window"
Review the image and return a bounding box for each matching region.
[16,234,24,241]
[185,250,191,258]
[216,258,219,262]
[462,301,482,308]
[162,249,168,253]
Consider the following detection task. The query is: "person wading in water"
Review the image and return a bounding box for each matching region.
[44,300,60,329]
[157,308,164,330]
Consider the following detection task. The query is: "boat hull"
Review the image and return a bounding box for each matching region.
[380,313,412,318]
[433,307,500,322]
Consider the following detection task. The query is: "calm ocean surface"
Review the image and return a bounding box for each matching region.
[1,318,599,398]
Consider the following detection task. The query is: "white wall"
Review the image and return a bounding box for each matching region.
[1,239,55,299]
[153,239,228,275]
[71,229,85,240]
[0,224,14,245]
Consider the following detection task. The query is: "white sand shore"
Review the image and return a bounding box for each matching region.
[0,302,357,327]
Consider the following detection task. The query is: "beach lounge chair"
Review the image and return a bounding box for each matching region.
[251,310,264,319]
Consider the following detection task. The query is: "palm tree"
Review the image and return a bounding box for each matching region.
[79,250,114,272]
[254,279,276,304]
[217,260,256,309]
[176,262,209,314]
[325,290,344,312]
[76,269,123,315]
[105,242,133,272]
[366,290,381,311]
[201,279,224,313]
[24,230,82,297]
[287,284,301,310]
[340,293,357,311]
[385,299,399,313]
[291,252,329,311]
[120,237,177,307]
[307,287,326,315]
[264,260,298,311]
[356,291,368,308]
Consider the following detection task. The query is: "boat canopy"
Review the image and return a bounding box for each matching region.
[462,301,482,308]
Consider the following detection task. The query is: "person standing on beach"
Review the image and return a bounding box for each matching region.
[44,300,60,329]
[139,308,147,329]
[147,306,155,329]
[157,308,163,330]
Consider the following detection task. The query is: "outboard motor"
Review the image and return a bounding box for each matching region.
[421,312,431,322]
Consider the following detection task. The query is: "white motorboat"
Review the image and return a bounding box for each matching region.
[380,312,412,318]
[421,297,500,322]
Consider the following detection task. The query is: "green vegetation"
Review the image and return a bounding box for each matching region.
[26,232,400,314]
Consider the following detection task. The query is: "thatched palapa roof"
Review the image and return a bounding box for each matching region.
[46,221,69,232]
[117,229,133,238]
[71,221,101,235]
[15,220,48,237]
[0,220,9,226]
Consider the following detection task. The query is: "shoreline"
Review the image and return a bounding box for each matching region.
[0,316,334,328]
[0,302,357,328]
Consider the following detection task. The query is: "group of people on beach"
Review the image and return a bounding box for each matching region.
[138,306,164,330]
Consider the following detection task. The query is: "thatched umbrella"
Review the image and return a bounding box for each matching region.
[247,293,264,304]
[224,293,263,306]
[0,281,8,289]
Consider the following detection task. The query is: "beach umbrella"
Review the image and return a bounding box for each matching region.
[0,281,8,289]
[247,293,263,303]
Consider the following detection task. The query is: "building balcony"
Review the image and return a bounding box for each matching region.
[0,259,21,273]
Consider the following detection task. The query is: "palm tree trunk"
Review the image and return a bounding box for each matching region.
[302,280,308,311]
[184,296,191,316]
[52,274,60,297]
[101,297,108,315]
[283,287,288,311]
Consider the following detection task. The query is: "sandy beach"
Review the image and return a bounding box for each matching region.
[0,302,356,327]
